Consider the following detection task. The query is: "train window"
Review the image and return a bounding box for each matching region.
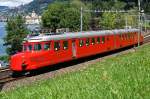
[34,44,42,51]
[126,34,128,40]
[132,33,134,39]
[125,34,127,40]
[28,45,32,51]
[23,45,27,51]
[121,34,123,40]
[44,43,50,50]
[124,34,126,40]
[86,38,90,46]
[102,37,105,43]
[130,33,132,39]
[97,37,100,43]
[79,39,84,47]
[63,41,68,50]
[128,33,130,39]
[54,42,60,51]
[91,38,95,45]
[107,37,109,41]
[119,34,121,38]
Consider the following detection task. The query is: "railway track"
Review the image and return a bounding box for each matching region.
[144,34,150,43]
[0,34,150,84]
[0,76,27,85]
[0,76,16,84]
[0,68,10,72]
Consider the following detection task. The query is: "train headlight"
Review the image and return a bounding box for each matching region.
[22,62,27,70]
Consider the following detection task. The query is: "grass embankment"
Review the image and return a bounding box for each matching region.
[1,44,150,99]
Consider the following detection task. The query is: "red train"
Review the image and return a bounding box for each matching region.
[10,29,143,74]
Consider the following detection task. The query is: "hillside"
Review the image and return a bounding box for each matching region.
[23,0,53,14]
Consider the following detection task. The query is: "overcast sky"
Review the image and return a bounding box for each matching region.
[0,0,33,7]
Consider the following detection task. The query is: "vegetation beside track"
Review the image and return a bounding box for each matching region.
[0,55,9,62]
[0,44,150,99]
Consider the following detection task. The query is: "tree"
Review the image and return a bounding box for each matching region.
[42,0,91,32]
[42,2,66,32]
[99,12,125,29]
[4,15,28,55]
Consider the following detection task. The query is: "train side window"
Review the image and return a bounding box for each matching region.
[63,41,68,50]
[124,34,126,40]
[107,36,109,41]
[54,42,60,51]
[121,34,123,40]
[119,34,121,38]
[128,33,130,39]
[132,33,134,39]
[124,34,127,40]
[91,38,95,45]
[79,39,84,47]
[44,43,50,50]
[34,44,42,51]
[28,45,32,51]
[97,37,100,43]
[126,34,128,40]
[131,33,133,39]
[102,37,105,43]
[125,34,127,40]
[86,38,90,46]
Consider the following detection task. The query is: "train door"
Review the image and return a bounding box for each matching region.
[72,40,76,58]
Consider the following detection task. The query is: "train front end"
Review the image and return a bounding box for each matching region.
[10,52,29,72]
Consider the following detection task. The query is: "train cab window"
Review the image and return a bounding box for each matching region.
[34,44,42,51]
[44,43,50,50]
[79,39,84,47]
[86,38,90,46]
[97,37,100,44]
[28,45,32,51]
[63,41,68,50]
[54,42,60,51]
[102,37,105,43]
[91,38,95,45]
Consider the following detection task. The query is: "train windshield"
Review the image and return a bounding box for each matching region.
[23,44,32,52]
[23,45,27,52]
[28,45,32,51]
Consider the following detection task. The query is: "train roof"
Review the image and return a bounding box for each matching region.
[25,29,139,42]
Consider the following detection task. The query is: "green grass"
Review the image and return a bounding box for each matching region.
[0,45,150,99]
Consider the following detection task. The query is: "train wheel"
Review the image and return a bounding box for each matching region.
[29,70,37,76]
[12,71,23,77]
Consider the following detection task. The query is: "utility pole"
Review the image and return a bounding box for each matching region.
[80,8,128,32]
[138,0,141,47]
[80,7,83,32]
[125,15,128,29]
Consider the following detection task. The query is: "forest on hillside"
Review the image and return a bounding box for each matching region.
[25,0,149,14]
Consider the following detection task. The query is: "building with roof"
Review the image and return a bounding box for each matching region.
[25,11,41,25]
